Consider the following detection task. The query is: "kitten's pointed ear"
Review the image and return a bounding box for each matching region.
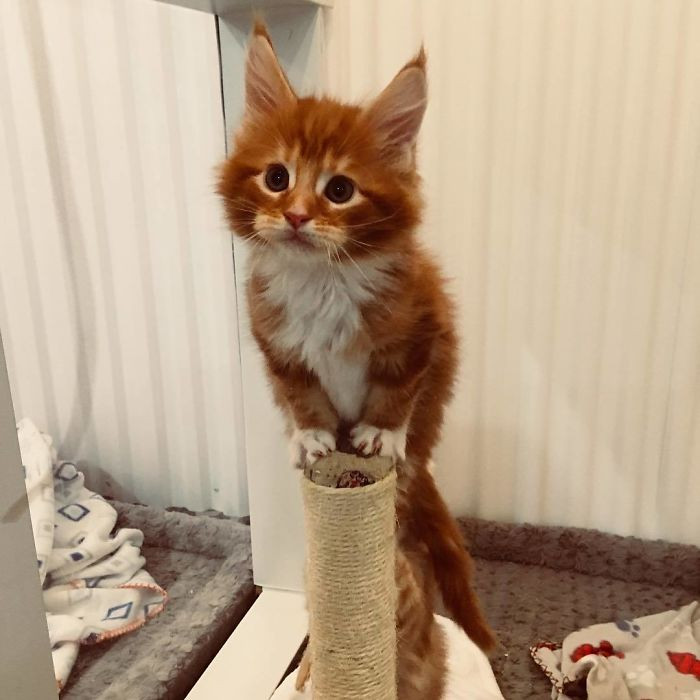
[365,47,427,160]
[245,21,296,116]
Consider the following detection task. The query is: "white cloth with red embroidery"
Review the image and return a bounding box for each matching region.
[531,602,700,699]
[19,418,167,691]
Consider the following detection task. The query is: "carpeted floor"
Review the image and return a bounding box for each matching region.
[62,502,255,700]
[59,502,700,699]
[459,517,700,698]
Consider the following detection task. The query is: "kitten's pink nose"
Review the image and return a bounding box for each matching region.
[284,211,311,230]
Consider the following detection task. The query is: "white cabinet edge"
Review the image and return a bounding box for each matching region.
[185,589,308,700]
[156,0,333,16]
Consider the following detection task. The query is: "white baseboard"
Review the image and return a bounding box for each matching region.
[186,589,308,700]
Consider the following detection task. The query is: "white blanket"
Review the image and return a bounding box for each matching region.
[19,418,167,691]
[272,614,504,700]
[531,602,700,699]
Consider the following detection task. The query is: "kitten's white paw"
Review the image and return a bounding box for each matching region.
[290,428,336,469]
[350,423,407,464]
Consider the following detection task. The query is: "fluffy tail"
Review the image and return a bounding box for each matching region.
[405,466,496,652]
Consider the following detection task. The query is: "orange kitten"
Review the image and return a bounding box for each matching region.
[217,22,495,685]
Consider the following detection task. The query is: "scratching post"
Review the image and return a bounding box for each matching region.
[301,453,398,700]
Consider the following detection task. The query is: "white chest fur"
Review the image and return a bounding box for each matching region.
[312,351,367,422]
[255,253,391,422]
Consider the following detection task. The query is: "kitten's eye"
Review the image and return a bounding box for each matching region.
[264,164,289,192]
[324,175,355,204]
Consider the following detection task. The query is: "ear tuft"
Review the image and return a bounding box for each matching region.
[405,45,427,71]
[365,49,428,160]
[245,21,296,117]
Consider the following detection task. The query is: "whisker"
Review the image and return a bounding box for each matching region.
[244,235,267,252]
[341,212,398,229]
[339,247,394,316]
[339,246,376,290]
[314,227,379,251]
[344,237,378,250]
[228,205,262,215]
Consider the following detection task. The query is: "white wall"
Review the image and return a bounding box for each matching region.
[2,0,699,550]
[324,0,700,545]
[0,0,247,516]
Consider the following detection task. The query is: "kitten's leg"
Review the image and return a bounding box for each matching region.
[261,347,339,468]
[350,339,429,464]
[396,545,447,699]
[295,644,311,691]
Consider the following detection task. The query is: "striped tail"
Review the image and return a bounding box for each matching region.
[405,465,496,652]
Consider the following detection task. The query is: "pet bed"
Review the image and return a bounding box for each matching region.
[61,501,255,700]
[274,517,699,699]
[59,504,700,700]
[458,517,700,699]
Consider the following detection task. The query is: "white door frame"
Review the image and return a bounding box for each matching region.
[156,4,333,696]
[159,0,331,593]
[218,3,329,594]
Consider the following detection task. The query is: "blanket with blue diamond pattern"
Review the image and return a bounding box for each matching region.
[19,418,167,691]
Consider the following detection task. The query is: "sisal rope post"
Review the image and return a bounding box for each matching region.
[301,453,398,700]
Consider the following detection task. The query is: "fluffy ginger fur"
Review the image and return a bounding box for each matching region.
[217,21,495,697]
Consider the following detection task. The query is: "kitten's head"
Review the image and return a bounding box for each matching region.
[217,22,427,262]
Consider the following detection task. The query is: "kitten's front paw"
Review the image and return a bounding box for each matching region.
[290,428,336,469]
[350,423,407,464]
